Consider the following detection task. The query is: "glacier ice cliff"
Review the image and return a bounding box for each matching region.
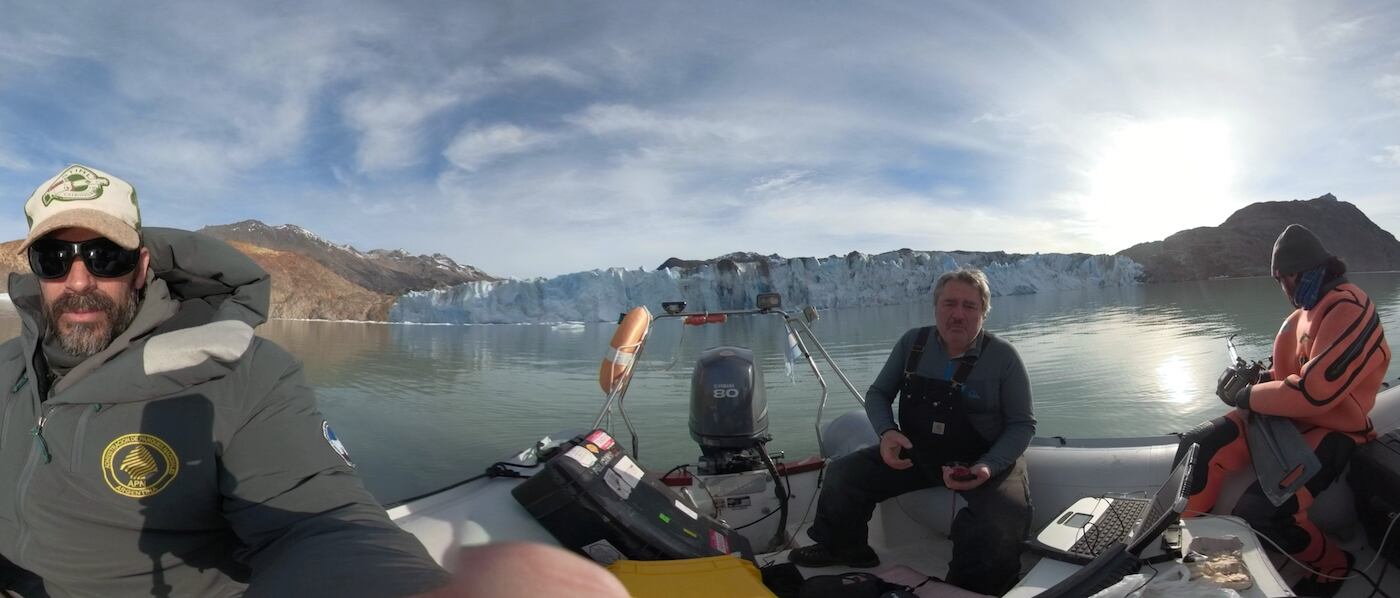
[389,250,1144,324]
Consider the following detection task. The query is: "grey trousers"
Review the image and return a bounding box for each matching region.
[806,446,1031,595]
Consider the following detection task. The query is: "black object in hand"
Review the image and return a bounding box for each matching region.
[1216,367,1249,406]
[948,463,976,482]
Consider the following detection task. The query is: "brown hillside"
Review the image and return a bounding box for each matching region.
[0,240,26,278]
[226,241,397,321]
[200,220,496,294]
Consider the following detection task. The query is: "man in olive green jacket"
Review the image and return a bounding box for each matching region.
[0,164,449,597]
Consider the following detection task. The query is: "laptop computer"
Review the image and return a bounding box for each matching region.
[1028,443,1198,565]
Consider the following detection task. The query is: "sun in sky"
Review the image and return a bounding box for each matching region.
[1082,118,1237,251]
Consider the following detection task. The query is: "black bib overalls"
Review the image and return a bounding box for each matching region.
[897,327,990,468]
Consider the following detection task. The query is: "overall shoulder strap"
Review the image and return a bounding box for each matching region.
[950,333,989,387]
[951,359,977,387]
[904,326,934,380]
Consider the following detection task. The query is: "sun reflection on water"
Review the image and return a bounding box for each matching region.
[1155,355,1197,404]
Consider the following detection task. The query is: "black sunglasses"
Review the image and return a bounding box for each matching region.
[28,238,140,280]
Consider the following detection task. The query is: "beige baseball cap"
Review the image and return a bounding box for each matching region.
[20,164,142,253]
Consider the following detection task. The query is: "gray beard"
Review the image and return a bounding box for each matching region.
[42,289,140,358]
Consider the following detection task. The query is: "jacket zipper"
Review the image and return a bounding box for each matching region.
[30,405,55,464]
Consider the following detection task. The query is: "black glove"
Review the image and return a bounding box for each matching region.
[1216,367,1249,406]
[1233,384,1252,410]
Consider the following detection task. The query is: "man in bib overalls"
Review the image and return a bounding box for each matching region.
[789,268,1035,596]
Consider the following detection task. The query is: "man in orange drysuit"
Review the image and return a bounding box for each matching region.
[1175,223,1390,597]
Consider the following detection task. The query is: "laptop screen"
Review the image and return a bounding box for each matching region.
[1126,443,1198,552]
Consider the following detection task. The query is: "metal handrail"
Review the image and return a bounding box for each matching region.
[788,315,865,406]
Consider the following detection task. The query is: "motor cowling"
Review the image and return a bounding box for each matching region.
[688,346,787,550]
[689,346,769,451]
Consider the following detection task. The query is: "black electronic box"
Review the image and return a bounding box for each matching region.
[511,429,754,564]
[1350,429,1400,566]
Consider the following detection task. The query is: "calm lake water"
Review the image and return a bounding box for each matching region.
[4,273,1400,505]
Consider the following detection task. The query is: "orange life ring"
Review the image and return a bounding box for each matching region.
[599,306,652,394]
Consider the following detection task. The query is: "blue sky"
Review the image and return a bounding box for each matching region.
[2,1,1399,278]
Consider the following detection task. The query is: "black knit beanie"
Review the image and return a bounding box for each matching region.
[1271,224,1333,276]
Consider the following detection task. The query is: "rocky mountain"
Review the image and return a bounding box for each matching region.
[0,240,27,279]
[199,220,496,295]
[226,242,398,321]
[657,252,782,271]
[1119,194,1400,282]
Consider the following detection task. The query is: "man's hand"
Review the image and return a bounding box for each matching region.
[943,463,992,491]
[879,429,913,470]
[421,543,629,597]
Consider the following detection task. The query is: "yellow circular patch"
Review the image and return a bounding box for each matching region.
[102,434,179,498]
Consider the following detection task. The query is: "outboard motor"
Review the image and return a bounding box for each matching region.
[687,346,789,551]
[690,346,770,475]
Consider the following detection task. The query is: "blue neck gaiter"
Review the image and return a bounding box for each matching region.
[1292,264,1328,310]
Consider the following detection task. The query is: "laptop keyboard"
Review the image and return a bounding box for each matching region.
[1068,499,1149,558]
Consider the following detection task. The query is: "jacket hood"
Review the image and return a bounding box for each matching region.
[141,226,270,330]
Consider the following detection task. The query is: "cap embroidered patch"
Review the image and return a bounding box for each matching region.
[323,420,355,468]
[42,165,111,205]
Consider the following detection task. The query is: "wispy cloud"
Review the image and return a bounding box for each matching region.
[0,30,89,77]
[344,87,462,173]
[1373,145,1400,166]
[0,128,34,172]
[1322,17,1370,46]
[1377,74,1400,104]
[444,124,557,172]
[498,56,595,89]
[747,171,812,194]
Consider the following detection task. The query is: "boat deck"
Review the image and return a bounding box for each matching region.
[394,376,1400,597]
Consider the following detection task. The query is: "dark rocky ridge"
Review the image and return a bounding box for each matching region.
[657,252,781,271]
[658,248,1096,272]
[1118,194,1400,282]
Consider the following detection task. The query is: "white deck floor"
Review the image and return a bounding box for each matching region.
[758,505,1400,597]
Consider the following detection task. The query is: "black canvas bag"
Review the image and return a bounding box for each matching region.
[798,572,912,598]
